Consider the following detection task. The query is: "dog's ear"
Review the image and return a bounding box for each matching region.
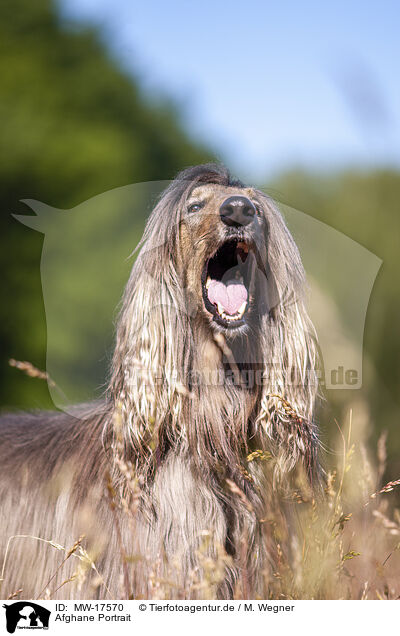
[109,239,192,467]
[252,194,289,319]
[254,193,319,479]
[257,294,319,482]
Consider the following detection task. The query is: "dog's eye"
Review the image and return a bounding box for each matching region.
[187,202,203,214]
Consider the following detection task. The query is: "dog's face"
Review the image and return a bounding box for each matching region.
[179,183,270,335]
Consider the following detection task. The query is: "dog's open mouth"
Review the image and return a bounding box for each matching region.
[201,240,254,328]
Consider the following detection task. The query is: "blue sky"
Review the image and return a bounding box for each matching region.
[60,0,400,180]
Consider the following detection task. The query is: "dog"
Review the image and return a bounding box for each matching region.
[0,163,319,599]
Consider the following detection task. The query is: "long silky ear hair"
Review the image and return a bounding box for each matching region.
[253,190,320,482]
[109,183,192,479]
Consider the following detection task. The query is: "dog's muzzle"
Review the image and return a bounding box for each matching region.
[219,196,256,228]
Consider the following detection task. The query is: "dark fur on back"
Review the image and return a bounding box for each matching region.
[0,164,319,599]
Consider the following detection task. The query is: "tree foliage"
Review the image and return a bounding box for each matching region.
[0,0,211,409]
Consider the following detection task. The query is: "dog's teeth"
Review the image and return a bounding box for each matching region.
[237,301,247,317]
[206,276,211,289]
[214,300,247,322]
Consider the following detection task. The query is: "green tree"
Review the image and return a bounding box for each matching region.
[0,0,212,409]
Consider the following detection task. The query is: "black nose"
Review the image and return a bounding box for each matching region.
[219,196,256,227]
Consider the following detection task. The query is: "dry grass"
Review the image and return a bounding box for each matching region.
[265,436,400,600]
[2,415,399,600]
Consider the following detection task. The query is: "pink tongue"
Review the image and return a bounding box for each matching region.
[207,280,248,315]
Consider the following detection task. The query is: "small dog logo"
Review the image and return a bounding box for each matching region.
[2,602,50,633]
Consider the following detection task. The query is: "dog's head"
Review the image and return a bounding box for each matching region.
[117,163,315,364]
[135,163,304,341]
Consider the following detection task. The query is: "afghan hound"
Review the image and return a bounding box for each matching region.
[0,163,319,600]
